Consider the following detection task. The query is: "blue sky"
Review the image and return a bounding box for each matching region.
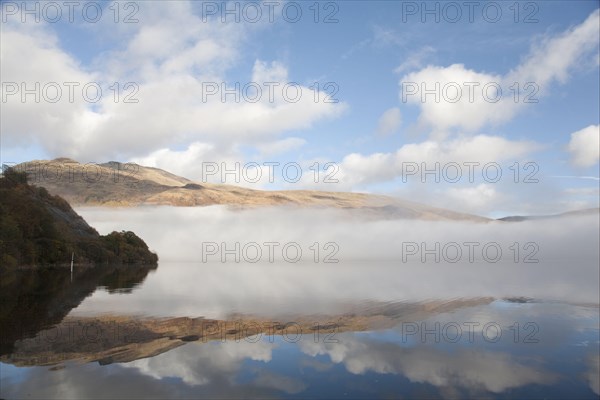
[1,0,599,216]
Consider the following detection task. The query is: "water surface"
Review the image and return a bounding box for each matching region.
[1,208,598,399]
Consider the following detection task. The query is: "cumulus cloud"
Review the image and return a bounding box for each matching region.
[399,10,600,136]
[130,142,242,184]
[251,60,289,83]
[306,10,598,208]
[400,64,507,136]
[0,1,346,161]
[329,135,538,189]
[288,133,548,215]
[567,125,600,167]
[376,107,402,136]
[0,27,98,155]
[445,184,498,210]
[131,142,310,188]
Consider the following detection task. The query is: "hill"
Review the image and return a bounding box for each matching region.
[0,168,158,268]
[497,208,600,222]
[12,159,490,222]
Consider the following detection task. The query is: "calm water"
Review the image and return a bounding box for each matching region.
[1,262,599,399]
[1,208,599,399]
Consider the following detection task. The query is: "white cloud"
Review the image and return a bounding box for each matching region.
[446,184,498,210]
[329,135,537,189]
[400,10,600,136]
[252,60,289,83]
[0,27,97,155]
[0,1,346,161]
[507,9,600,87]
[400,64,507,136]
[376,107,402,136]
[291,134,542,215]
[130,140,306,188]
[130,142,240,183]
[567,125,600,167]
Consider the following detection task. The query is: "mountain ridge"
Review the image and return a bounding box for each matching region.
[9,159,493,222]
[13,158,596,222]
[497,208,600,221]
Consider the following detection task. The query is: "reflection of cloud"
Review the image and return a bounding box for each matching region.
[585,353,600,395]
[0,354,282,399]
[253,370,306,394]
[122,340,273,386]
[299,357,333,372]
[118,340,309,396]
[2,304,597,398]
[401,302,600,351]
[300,334,556,394]
[0,363,178,399]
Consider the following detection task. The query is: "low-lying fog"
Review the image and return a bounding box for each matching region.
[72,206,599,318]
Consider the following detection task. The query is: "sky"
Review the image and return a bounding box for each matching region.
[1,0,599,217]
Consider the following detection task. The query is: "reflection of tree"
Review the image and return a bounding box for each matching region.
[0,264,157,355]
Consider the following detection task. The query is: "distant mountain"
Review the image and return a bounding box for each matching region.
[0,168,158,268]
[12,158,490,222]
[498,208,600,222]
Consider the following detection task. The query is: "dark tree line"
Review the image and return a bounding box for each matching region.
[0,169,157,268]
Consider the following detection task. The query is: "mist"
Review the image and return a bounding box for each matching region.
[76,206,599,263]
[68,206,600,319]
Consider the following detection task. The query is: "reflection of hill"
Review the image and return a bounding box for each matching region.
[0,264,157,356]
[1,298,492,367]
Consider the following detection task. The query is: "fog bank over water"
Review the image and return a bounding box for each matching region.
[68,206,600,318]
[76,206,598,264]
